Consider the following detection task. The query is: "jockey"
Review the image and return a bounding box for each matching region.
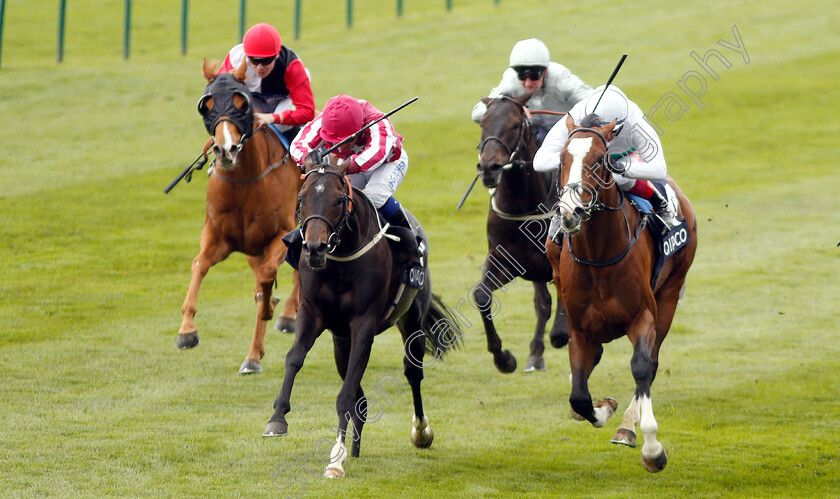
[288,95,421,267]
[534,85,681,235]
[218,23,315,144]
[471,38,592,144]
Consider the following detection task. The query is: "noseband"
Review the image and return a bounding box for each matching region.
[478,96,533,169]
[299,168,353,253]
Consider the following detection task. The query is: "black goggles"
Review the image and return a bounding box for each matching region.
[248,55,276,67]
[514,66,546,81]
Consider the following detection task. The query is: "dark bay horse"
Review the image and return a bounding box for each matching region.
[176,58,302,374]
[263,162,460,479]
[474,93,569,373]
[545,116,697,472]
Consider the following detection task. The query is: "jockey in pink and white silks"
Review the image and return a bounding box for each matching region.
[471,38,593,144]
[534,85,680,239]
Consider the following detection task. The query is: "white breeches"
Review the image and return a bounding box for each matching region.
[347,149,409,209]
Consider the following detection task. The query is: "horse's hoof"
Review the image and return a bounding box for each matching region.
[411,415,434,448]
[274,316,296,334]
[524,355,546,373]
[569,407,586,421]
[611,428,637,447]
[642,448,668,473]
[595,397,618,412]
[494,350,517,374]
[323,466,345,479]
[549,330,569,349]
[239,358,262,375]
[176,332,199,349]
[263,421,288,437]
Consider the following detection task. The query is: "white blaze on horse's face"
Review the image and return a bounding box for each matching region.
[214,121,241,167]
[559,137,593,223]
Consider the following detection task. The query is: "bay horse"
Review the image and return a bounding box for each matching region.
[176,58,302,374]
[545,115,697,472]
[263,161,460,479]
[475,92,569,373]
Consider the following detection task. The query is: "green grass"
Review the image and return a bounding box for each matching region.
[1,0,839,497]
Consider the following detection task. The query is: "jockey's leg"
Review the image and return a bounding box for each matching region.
[625,179,680,232]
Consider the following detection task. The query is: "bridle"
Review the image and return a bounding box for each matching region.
[299,168,354,254]
[558,127,646,267]
[477,95,533,170]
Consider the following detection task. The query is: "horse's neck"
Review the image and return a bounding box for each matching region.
[235,131,274,175]
[340,190,377,251]
[575,188,632,259]
[496,159,548,210]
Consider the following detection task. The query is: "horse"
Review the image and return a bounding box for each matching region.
[263,161,461,479]
[544,115,697,472]
[474,92,570,373]
[175,58,302,374]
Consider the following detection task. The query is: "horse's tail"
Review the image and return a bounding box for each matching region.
[420,293,464,355]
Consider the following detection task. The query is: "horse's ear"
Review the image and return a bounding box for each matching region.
[516,91,533,106]
[234,57,248,82]
[565,114,575,134]
[337,160,351,177]
[202,58,218,82]
[603,120,618,139]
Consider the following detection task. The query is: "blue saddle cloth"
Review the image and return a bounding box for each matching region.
[266,124,291,151]
[626,181,689,290]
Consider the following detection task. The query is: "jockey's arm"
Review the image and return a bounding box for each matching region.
[612,114,667,181]
[471,68,525,123]
[533,115,571,172]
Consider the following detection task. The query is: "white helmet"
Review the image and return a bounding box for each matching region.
[582,85,629,131]
[509,38,550,68]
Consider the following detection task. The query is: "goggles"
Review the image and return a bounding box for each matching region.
[515,66,546,81]
[248,55,276,67]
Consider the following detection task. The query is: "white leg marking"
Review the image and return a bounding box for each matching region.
[323,436,347,478]
[619,395,641,432]
[639,394,663,460]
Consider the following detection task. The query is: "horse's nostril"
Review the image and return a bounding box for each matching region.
[574,207,585,217]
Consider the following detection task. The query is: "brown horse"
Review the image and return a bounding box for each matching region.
[176,58,302,374]
[545,116,697,472]
[475,93,569,374]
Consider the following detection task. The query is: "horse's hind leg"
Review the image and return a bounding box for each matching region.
[275,270,300,334]
[524,282,551,372]
[474,254,518,373]
[612,395,640,447]
[178,225,231,349]
[399,320,434,448]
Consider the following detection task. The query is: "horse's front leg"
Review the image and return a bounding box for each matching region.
[525,282,551,372]
[568,330,617,427]
[325,320,375,478]
[177,224,232,349]
[275,270,300,334]
[627,309,668,472]
[256,233,290,322]
[474,253,517,373]
[264,303,324,437]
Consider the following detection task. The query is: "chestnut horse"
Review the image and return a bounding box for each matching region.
[176,59,302,374]
[263,162,460,479]
[545,116,697,472]
[475,93,569,373]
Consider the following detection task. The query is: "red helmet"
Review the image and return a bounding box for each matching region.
[242,23,282,58]
[319,95,363,143]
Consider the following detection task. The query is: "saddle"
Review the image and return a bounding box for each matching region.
[626,181,690,289]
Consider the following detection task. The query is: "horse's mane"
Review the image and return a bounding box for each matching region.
[579,113,602,129]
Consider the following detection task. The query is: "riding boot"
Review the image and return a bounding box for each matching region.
[648,187,681,234]
[386,207,424,261]
[282,229,303,270]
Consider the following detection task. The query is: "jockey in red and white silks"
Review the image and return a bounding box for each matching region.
[218,23,315,138]
[290,95,407,212]
[471,38,592,144]
[534,85,680,231]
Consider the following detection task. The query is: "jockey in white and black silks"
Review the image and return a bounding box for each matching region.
[218,23,315,144]
[471,38,593,144]
[534,85,681,237]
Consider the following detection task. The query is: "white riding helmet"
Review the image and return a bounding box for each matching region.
[583,85,630,132]
[509,38,550,68]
